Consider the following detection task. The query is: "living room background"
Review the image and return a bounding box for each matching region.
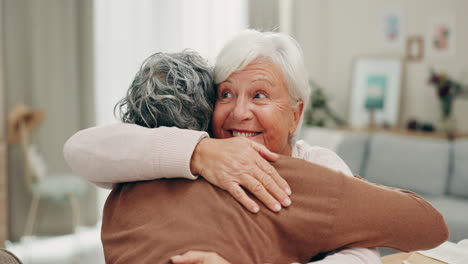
[1,0,467,263]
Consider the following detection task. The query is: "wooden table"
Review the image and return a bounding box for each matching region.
[381,252,411,264]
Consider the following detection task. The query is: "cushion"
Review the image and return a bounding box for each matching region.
[299,127,369,175]
[425,196,468,242]
[299,127,347,151]
[448,139,468,198]
[336,132,369,176]
[364,132,450,196]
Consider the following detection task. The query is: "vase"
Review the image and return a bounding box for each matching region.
[438,115,456,137]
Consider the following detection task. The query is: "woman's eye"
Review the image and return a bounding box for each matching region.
[221,91,232,98]
[254,92,267,99]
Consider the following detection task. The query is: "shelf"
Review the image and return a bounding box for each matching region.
[337,126,468,140]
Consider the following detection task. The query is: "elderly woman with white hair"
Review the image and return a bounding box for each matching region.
[64,30,447,263]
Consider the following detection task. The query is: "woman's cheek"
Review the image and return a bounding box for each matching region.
[212,104,230,138]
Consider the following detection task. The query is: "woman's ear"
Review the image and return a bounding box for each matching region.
[289,100,304,135]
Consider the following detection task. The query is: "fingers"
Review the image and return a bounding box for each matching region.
[171,251,207,264]
[256,156,292,196]
[227,167,289,213]
[250,141,291,195]
[251,141,279,161]
[230,140,291,213]
[227,183,260,213]
[254,162,292,208]
[171,254,200,264]
[243,175,282,212]
[171,251,230,264]
[193,137,292,214]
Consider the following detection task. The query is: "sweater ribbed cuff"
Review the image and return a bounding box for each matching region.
[152,127,209,180]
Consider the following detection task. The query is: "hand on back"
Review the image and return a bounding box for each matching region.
[171,251,230,264]
[190,137,292,213]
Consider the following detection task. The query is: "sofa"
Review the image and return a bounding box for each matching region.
[300,127,468,243]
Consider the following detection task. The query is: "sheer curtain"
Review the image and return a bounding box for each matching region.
[93,0,248,126]
[93,0,248,211]
[0,0,7,246]
[3,0,96,241]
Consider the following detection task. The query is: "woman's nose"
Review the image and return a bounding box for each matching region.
[231,97,253,121]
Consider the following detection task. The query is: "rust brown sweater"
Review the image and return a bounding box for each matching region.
[101,156,448,264]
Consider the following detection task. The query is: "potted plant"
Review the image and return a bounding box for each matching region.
[428,70,468,135]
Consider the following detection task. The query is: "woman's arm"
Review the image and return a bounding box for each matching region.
[63,123,291,213]
[63,124,208,189]
[297,143,380,264]
[333,175,449,252]
[272,156,448,253]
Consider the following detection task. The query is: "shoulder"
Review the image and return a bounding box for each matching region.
[293,140,353,177]
[293,140,340,161]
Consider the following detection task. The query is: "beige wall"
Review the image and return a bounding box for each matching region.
[292,0,468,130]
[249,0,279,30]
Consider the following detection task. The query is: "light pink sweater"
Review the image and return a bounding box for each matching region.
[64,123,380,263]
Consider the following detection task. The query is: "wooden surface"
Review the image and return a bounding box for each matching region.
[382,252,411,264]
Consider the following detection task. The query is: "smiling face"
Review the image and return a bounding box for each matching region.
[212,59,304,156]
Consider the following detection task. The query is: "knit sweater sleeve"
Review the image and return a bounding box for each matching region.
[293,141,380,264]
[292,140,448,256]
[63,123,208,189]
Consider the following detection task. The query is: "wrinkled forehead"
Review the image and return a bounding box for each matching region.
[222,58,287,85]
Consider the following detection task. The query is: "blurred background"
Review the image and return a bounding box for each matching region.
[0,0,467,263]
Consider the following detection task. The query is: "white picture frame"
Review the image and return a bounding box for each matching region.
[349,57,403,127]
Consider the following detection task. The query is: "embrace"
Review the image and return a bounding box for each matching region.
[64,30,448,264]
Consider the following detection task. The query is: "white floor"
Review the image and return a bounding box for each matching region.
[5,224,105,264]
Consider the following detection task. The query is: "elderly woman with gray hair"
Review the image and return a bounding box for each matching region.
[64,30,447,263]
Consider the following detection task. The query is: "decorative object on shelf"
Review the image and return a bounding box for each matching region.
[421,122,436,132]
[406,35,424,61]
[304,80,346,127]
[349,57,403,128]
[429,70,468,135]
[406,119,435,132]
[407,119,420,130]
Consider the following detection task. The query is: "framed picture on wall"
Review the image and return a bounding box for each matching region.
[427,17,456,59]
[406,36,424,61]
[382,10,404,50]
[349,57,403,128]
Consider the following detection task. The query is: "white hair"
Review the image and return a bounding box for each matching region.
[214,29,311,141]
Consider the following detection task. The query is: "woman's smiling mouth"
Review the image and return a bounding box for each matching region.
[231,130,262,137]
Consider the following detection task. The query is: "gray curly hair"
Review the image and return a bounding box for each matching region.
[115,50,215,131]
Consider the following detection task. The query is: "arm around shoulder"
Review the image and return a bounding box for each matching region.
[331,175,449,252]
[273,155,447,254]
[63,123,208,188]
